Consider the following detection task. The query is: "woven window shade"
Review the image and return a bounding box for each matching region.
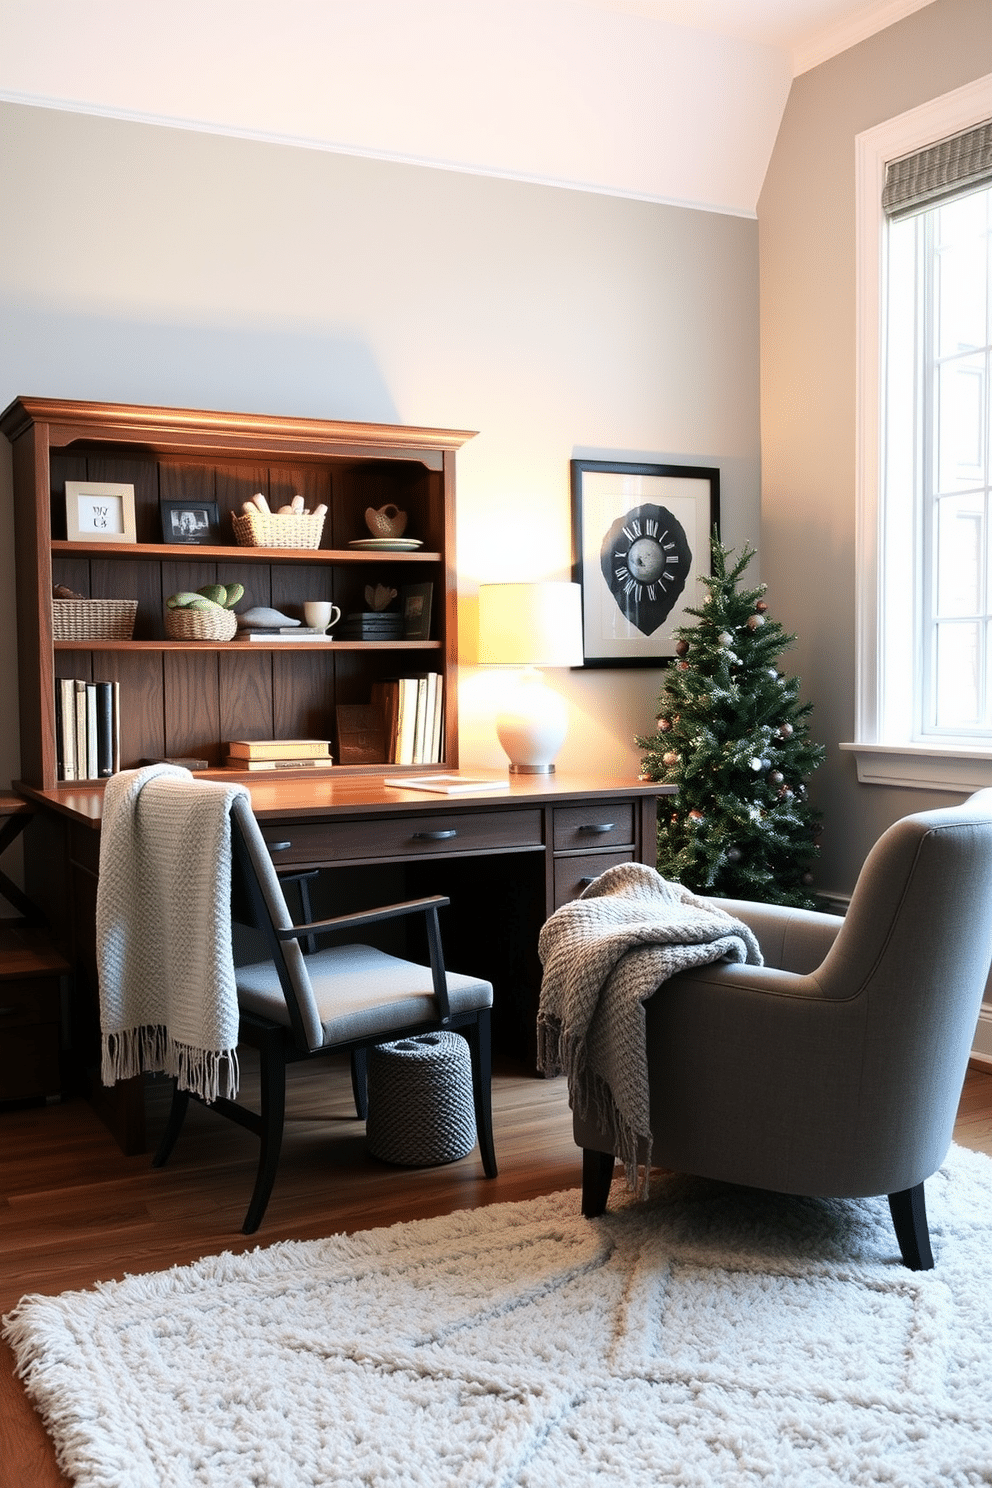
[883,119,992,219]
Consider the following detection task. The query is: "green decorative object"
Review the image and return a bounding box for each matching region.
[636,535,825,908]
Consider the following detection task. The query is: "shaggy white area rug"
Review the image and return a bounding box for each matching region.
[6,1144,992,1487]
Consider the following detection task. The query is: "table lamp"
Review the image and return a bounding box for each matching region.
[477,581,584,773]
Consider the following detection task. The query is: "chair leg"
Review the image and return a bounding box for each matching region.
[464,1012,498,1178]
[151,1080,190,1169]
[351,1047,368,1120]
[888,1183,934,1271]
[241,1037,288,1235]
[582,1149,616,1218]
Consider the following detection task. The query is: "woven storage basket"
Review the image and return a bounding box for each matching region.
[231,509,325,549]
[366,1031,477,1167]
[164,605,239,642]
[52,598,138,642]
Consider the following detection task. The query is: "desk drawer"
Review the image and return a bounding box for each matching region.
[263,808,544,867]
[552,803,634,851]
[553,850,634,908]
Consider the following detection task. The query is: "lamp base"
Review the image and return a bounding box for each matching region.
[495,668,568,775]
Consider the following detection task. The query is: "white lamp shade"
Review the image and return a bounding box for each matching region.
[477,582,584,667]
[477,581,584,772]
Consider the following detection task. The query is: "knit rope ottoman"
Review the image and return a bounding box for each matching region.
[366,1030,477,1167]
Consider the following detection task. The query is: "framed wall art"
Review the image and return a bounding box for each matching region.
[65,482,137,544]
[160,500,221,545]
[570,459,720,667]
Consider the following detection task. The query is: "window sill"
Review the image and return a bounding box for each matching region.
[840,742,992,792]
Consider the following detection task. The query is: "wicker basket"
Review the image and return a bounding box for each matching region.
[164,605,239,642]
[52,598,138,642]
[231,508,325,549]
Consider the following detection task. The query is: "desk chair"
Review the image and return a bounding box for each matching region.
[577,789,992,1270]
[154,792,497,1232]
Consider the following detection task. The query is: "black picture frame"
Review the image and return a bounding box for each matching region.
[160,500,221,545]
[401,582,433,641]
[570,459,720,668]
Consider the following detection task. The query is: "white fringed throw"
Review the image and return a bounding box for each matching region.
[538,863,762,1191]
[96,764,250,1103]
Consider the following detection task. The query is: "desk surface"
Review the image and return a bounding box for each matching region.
[15,770,672,829]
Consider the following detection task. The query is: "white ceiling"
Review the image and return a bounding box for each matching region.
[0,0,935,217]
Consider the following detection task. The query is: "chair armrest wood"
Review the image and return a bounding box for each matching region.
[274,894,451,942]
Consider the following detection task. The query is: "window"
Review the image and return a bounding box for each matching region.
[846,76,992,791]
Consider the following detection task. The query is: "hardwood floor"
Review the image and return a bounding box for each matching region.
[3,1057,992,1486]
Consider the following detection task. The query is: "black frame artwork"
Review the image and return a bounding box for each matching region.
[160,500,221,545]
[570,459,720,668]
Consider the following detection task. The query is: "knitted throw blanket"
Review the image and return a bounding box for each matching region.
[537,863,762,1192]
[96,764,251,1103]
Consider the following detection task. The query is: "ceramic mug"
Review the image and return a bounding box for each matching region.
[304,601,342,633]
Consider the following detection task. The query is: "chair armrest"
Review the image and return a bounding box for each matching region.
[707,896,844,975]
[275,894,451,942]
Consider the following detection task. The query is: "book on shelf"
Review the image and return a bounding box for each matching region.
[224,756,335,771]
[244,631,337,643]
[228,739,332,761]
[367,675,444,765]
[57,677,121,782]
[383,774,509,795]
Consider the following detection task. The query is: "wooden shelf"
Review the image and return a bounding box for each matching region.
[51,541,443,564]
[54,638,444,652]
[3,395,475,788]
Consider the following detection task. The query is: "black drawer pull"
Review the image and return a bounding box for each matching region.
[268,841,292,853]
[578,876,596,888]
[412,829,458,841]
[578,823,615,834]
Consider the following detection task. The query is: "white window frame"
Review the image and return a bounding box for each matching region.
[844,72,992,791]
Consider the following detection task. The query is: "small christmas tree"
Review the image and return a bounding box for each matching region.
[636,536,825,907]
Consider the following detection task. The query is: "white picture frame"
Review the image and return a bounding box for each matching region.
[65,481,137,544]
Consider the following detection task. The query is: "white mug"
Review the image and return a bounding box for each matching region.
[304,601,342,633]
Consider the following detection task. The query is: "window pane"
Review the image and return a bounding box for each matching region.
[936,193,988,357]
[936,353,986,493]
[936,492,984,615]
[935,620,981,728]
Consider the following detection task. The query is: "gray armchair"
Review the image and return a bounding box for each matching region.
[577,789,992,1269]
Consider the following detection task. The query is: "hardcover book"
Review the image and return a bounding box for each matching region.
[228,739,332,761]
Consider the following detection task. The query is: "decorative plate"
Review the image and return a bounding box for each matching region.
[348,538,424,551]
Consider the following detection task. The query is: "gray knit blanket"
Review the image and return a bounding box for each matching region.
[537,862,762,1192]
[97,764,251,1103]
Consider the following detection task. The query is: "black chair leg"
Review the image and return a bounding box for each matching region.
[151,1080,190,1168]
[351,1047,368,1120]
[582,1149,617,1218]
[242,1039,287,1235]
[889,1183,934,1270]
[465,1013,498,1178]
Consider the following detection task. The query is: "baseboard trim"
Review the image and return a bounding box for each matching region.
[970,1006,992,1071]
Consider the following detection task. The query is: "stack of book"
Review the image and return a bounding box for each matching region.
[369,674,444,765]
[338,611,404,641]
[225,739,334,771]
[56,677,121,782]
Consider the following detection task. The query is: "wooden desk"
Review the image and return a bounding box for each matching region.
[16,771,671,1152]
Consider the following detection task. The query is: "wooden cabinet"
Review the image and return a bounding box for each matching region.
[0,397,475,788]
[0,926,68,1102]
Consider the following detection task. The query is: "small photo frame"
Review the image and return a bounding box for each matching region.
[571,459,720,668]
[401,582,433,641]
[160,500,221,545]
[65,482,137,544]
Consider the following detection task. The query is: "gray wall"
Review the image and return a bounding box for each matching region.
[0,99,760,793]
[758,0,992,895]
